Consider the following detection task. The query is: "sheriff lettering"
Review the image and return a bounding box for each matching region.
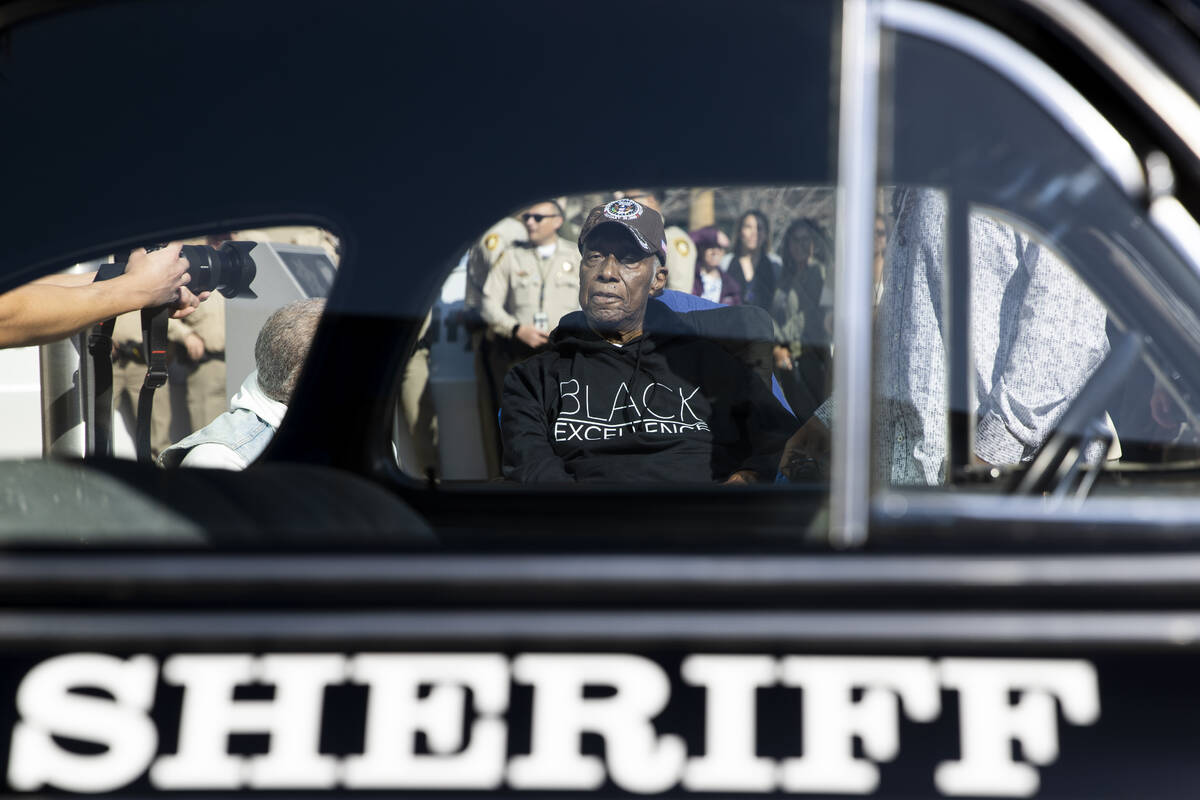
[6,652,1098,796]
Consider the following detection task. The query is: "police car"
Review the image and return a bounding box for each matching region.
[2,0,1200,796]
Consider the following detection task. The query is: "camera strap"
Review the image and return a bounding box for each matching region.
[135,305,171,464]
[85,261,127,457]
[86,317,117,457]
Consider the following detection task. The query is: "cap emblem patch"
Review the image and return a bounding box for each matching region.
[603,198,644,220]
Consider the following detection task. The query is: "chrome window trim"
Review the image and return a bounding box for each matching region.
[877,491,1200,528]
[9,553,1200,592]
[830,0,882,549]
[884,0,1200,315]
[1021,0,1200,167]
[3,609,1200,647]
[871,2,1200,522]
[879,0,1146,199]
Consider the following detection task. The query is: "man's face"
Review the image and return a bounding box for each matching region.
[579,226,666,334]
[522,202,563,246]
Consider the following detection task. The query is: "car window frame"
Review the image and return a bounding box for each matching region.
[866,0,1200,548]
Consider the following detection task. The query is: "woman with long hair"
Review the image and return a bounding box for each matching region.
[725,209,780,306]
[765,217,832,419]
[690,226,742,306]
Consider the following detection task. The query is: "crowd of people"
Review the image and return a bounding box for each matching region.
[689,209,836,421]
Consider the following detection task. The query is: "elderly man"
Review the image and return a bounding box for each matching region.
[501,200,796,483]
[158,298,325,469]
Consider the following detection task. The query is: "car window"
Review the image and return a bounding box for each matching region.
[13,227,337,466]
[395,188,835,494]
[2,0,848,548]
[873,10,1200,500]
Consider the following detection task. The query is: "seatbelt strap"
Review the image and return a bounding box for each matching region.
[135,304,171,463]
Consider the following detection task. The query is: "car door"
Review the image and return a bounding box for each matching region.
[4,0,1200,798]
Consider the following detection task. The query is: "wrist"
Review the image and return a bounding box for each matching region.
[115,273,157,309]
[98,273,153,314]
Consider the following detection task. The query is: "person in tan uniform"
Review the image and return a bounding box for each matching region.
[466,216,526,314]
[481,200,581,352]
[479,200,581,469]
[399,311,438,477]
[169,292,226,432]
[616,189,695,295]
[462,215,526,478]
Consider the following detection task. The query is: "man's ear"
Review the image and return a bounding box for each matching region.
[652,261,668,292]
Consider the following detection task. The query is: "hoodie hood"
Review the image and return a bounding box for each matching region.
[550,300,694,354]
[549,302,701,411]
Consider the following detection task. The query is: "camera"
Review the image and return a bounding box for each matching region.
[109,240,258,300]
[154,241,258,299]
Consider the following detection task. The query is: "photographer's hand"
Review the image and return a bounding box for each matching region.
[120,243,190,307]
[169,287,209,320]
[0,241,205,348]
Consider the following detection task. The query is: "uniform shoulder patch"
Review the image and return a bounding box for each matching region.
[603,198,644,220]
[673,238,691,257]
[484,233,501,251]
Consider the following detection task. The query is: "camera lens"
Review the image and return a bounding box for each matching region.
[179,242,258,298]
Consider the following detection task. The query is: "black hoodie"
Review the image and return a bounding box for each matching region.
[501,302,798,483]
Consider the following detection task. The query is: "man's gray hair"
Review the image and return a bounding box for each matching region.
[254,298,326,404]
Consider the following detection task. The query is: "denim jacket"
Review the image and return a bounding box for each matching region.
[158,371,286,470]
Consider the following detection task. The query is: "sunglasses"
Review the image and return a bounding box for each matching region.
[522,213,561,223]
